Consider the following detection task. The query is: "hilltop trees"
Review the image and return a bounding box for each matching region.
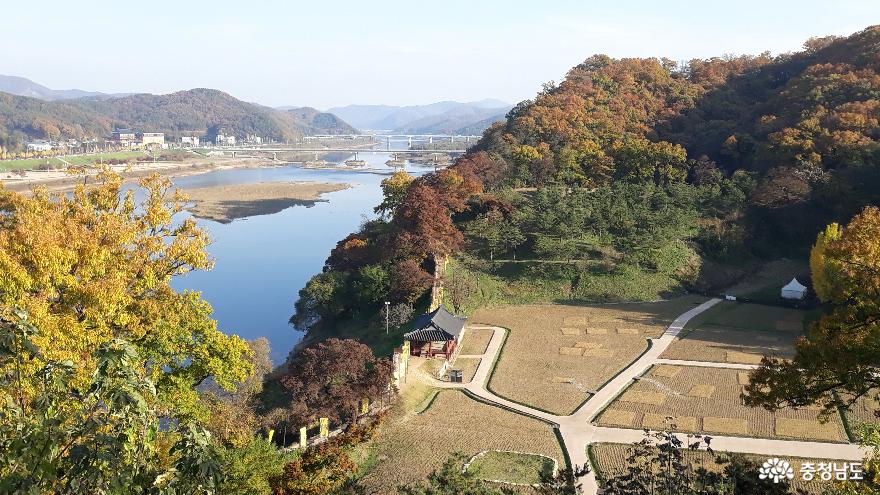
[745,206,880,413]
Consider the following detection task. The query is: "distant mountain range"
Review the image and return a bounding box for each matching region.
[325,99,512,134]
[0,76,358,150]
[0,74,132,101]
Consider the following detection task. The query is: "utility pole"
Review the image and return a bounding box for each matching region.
[385,301,390,335]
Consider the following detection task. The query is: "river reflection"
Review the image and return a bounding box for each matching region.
[168,143,429,363]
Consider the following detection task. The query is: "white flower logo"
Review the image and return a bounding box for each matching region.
[759,458,794,483]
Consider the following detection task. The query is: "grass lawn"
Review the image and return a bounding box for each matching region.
[474,297,706,415]
[595,364,849,442]
[446,254,691,315]
[0,151,147,171]
[590,442,845,494]
[356,389,563,492]
[467,451,556,485]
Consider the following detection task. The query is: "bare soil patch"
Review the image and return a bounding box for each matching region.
[183,181,349,223]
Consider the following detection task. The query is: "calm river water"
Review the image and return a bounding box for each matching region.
[169,141,426,363]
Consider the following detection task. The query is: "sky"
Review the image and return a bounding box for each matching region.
[2,0,878,109]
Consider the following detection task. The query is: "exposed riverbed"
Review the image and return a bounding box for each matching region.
[167,144,429,363]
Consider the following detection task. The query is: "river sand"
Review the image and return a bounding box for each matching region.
[182,181,350,223]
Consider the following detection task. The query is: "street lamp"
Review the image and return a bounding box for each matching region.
[384,301,390,335]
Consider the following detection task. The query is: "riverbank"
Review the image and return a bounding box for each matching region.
[183,181,351,223]
[0,156,278,194]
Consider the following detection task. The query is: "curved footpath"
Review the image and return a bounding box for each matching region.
[431,298,868,494]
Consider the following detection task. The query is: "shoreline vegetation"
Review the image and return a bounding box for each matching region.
[182,181,351,223]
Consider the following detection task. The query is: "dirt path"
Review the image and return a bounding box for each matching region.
[429,298,867,494]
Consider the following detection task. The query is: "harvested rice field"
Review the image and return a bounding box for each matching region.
[595,365,849,442]
[473,297,707,414]
[661,302,805,364]
[590,442,837,495]
[459,327,494,355]
[358,390,563,493]
[842,390,880,440]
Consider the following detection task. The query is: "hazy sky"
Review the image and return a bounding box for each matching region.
[2,1,878,109]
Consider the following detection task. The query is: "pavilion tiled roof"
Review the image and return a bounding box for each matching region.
[403,306,466,342]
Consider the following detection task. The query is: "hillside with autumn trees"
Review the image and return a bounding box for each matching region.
[294,25,880,344]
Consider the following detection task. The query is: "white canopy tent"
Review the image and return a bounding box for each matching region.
[781,278,808,300]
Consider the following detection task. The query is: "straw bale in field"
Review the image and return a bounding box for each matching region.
[620,390,666,406]
[559,347,584,356]
[586,328,608,335]
[726,351,764,364]
[703,417,748,435]
[737,372,751,385]
[687,385,715,398]
[574,341,602,349]
[560,327,582,336]
[775,418,839,441]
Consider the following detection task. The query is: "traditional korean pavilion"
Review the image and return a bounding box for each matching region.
[403,306,467,359]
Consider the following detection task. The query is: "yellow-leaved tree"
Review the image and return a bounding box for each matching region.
[809,221,842,302]
[0,169,251,419]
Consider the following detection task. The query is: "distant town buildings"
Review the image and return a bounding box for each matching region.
[107,129,166,148]
[26,140,53,152]
[180,136,200,147]
[110,129,138,146]
[140,132,165,147]
[215,133,236,146]
[245,134,263,145]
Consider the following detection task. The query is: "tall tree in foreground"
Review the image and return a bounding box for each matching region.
[0,170,251,419]
[0,310,222,494]
[745,206,880,413]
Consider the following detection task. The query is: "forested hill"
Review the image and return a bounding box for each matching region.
[0,88,357,150]
[293,25,880,339]
[471,25,880,253]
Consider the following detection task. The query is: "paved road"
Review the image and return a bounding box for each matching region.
[429,298,867,494]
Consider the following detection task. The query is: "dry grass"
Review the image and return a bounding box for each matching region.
[451,358,481,383]
[358,390,563,492]
[590,442,833,495]
[595,365,849,442]
[460,328,494,355]
[661,302,805,364]
[473,297,707,414]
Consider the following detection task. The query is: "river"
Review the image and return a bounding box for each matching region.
[169,141,427,363]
